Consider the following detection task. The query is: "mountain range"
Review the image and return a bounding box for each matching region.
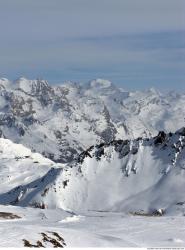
[0,77,185,163]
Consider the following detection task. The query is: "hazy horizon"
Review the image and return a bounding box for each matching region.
[0,0,184,91]
[1,75,184,94]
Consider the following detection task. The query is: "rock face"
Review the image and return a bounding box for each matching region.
[0,128,185,215]
[154,131,167,145]
[0,77,185,163]
[55,127,185,213]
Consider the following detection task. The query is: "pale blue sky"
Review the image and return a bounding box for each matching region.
[0,0,184,91]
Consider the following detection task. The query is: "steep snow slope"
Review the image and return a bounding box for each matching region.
[53,128,185,214]
[0,77,185,163]
[0,138,63,208]
[1,129,184,216]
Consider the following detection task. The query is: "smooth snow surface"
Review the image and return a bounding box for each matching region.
[0,205,184,248]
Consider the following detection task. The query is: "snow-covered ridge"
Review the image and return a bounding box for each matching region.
[56,127,185,214]
[0,137,61,201]
[0,77,50,94]
[0,128,185,216]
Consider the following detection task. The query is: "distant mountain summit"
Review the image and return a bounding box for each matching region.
[86,78,115,90]
[0,77,185,163]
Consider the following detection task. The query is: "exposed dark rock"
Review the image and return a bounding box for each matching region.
[18,126,25,136]
[154,131,166,145]
[54,130,62,140]
[0,212,21,219]
[62,180,69,189]
[95,147,104,160]
[131,147,138,155]
[41,188,49,197]
[178,127,185,136]
[169,132,173,137]
[176,201,185,206]
[77,150,93,164]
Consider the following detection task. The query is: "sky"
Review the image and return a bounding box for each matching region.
[0,0,185,91]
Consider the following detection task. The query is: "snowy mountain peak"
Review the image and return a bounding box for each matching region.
[88,78,113,89]
[0,77,10,83]
[12,77,50,95]
[60,80,79,87]
[84,79,120,94]
[0,137,31,158]
[0,78,12,89]
[146,87,161,96]
[0,137,53,164]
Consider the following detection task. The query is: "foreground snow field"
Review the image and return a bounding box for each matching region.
[0,205,184,248]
